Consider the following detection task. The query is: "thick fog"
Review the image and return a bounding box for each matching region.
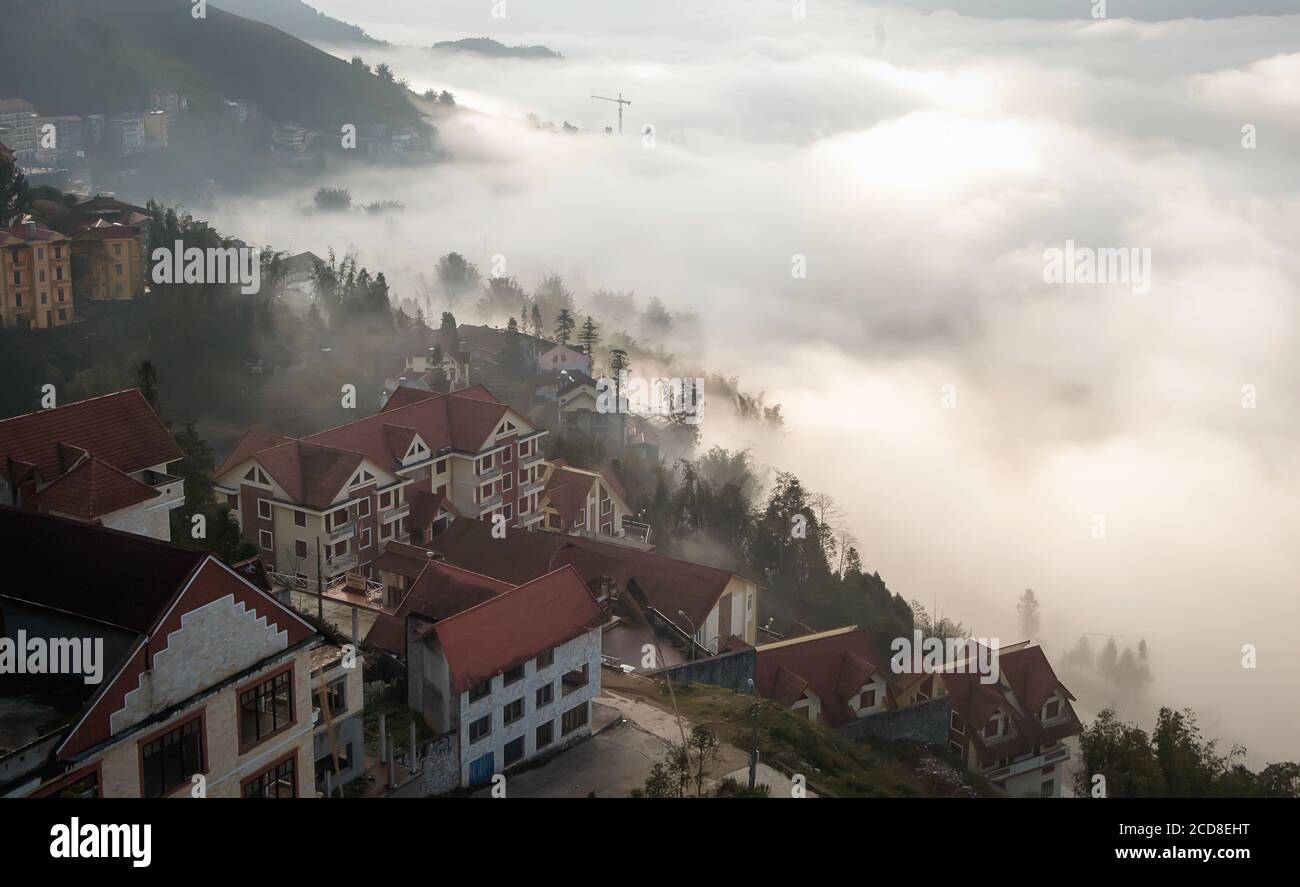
[205,1,1300,762]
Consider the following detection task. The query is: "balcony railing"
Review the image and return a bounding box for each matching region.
[983,744,1070,781]
[327,521,355,542]
[381,502,410,524]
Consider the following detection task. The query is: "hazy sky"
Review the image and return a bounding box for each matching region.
[213,1,1300,761]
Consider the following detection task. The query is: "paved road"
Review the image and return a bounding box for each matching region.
[469,716,669,798]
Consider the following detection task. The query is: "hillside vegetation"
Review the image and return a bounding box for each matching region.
[0,0,417,128]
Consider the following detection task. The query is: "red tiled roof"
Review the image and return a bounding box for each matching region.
[252,440,364,510]
[310,387,514,468]
[380,385,438,412]
[543,465,596,529]
[365,553,513,657]
[941,645,1080,763]
[0,389,181,481]
[425,566,605,693]
[0,506,205,633]
[212,429,295,478]
[28,454,159,519]
[430,516,626,590]
[755,627,893,727]
[432,516,742,631]
[408,489,457,531]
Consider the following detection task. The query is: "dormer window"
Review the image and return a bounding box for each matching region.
[349,469,375,487]
[984,716,1001,739]
[243,465,270,485]
[859,688,876,709]
[1043,698,1061,720]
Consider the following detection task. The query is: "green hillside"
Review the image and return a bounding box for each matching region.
[0,0,417,129]
[211,0,385,47]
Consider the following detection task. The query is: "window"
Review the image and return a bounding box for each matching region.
[536,683,553,709]
[503,736,525,767]
[561,663,588,696]
[243,757,297,799]
[860,688,876,709]
[357,497,370,517]
[1040,780,1055,798]
[469,714,491,743]
[361,528,372,548]
[576,508,585,525]
[536,649,554,670]
[295,539,308,558]
[984,717,1001,739]
[503,503,513,521]
[1043,699,1060,720]
[259,530,273,551]
[602,497,612,515]
[239,669,294,749]
[329,508,348,530]
[503,447,513,463]
[257,498,271,519]
[949,741,964,758]
[379,491,392,509]
[312,679,347,717]
[504,698,524,726]
[227,493,238,509]
[561,702,589,736]
[468,681,490,703]
[57,308,66,321]
[293,510,306,527]
[536,721,553,749]
[503,664,525,686]
[140,716,204,798]
[502,473,513,492]
[950,711,965,734]
[435,459,448,476]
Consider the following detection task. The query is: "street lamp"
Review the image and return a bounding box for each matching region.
[677,609,697,661]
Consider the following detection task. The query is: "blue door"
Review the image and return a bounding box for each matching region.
[469,752,494,787]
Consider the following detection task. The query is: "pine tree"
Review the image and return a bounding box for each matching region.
[578,315,600,358]
[554,308,575,345]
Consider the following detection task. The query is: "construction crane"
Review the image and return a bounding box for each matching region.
[590,92,631,134]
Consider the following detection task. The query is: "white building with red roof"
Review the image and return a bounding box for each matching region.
[405,564,606,791]
[0,389,185,540]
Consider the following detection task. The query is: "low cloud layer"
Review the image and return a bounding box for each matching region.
[216,1,1300,761]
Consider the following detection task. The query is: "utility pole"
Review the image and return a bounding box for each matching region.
[747,679,759,791]
[590,92,631,134]
[316,538,323,621]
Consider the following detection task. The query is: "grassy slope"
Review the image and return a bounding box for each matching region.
[609,672,998,797]
[0,0,416,127]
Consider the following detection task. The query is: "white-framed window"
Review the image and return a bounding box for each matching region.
[257,498,271,519]
[435,459,447,476]
[950,711,964,734]
[502,473,513,492]
[503,503,513,521]
[1043,698,1061,720]
[602,497,612,515]
[576,508,585,525]
[361,528,372,548]
[259,530,273,551]
[503,447,513,464]
[984,716,1001,739]
[357,497,370,517]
